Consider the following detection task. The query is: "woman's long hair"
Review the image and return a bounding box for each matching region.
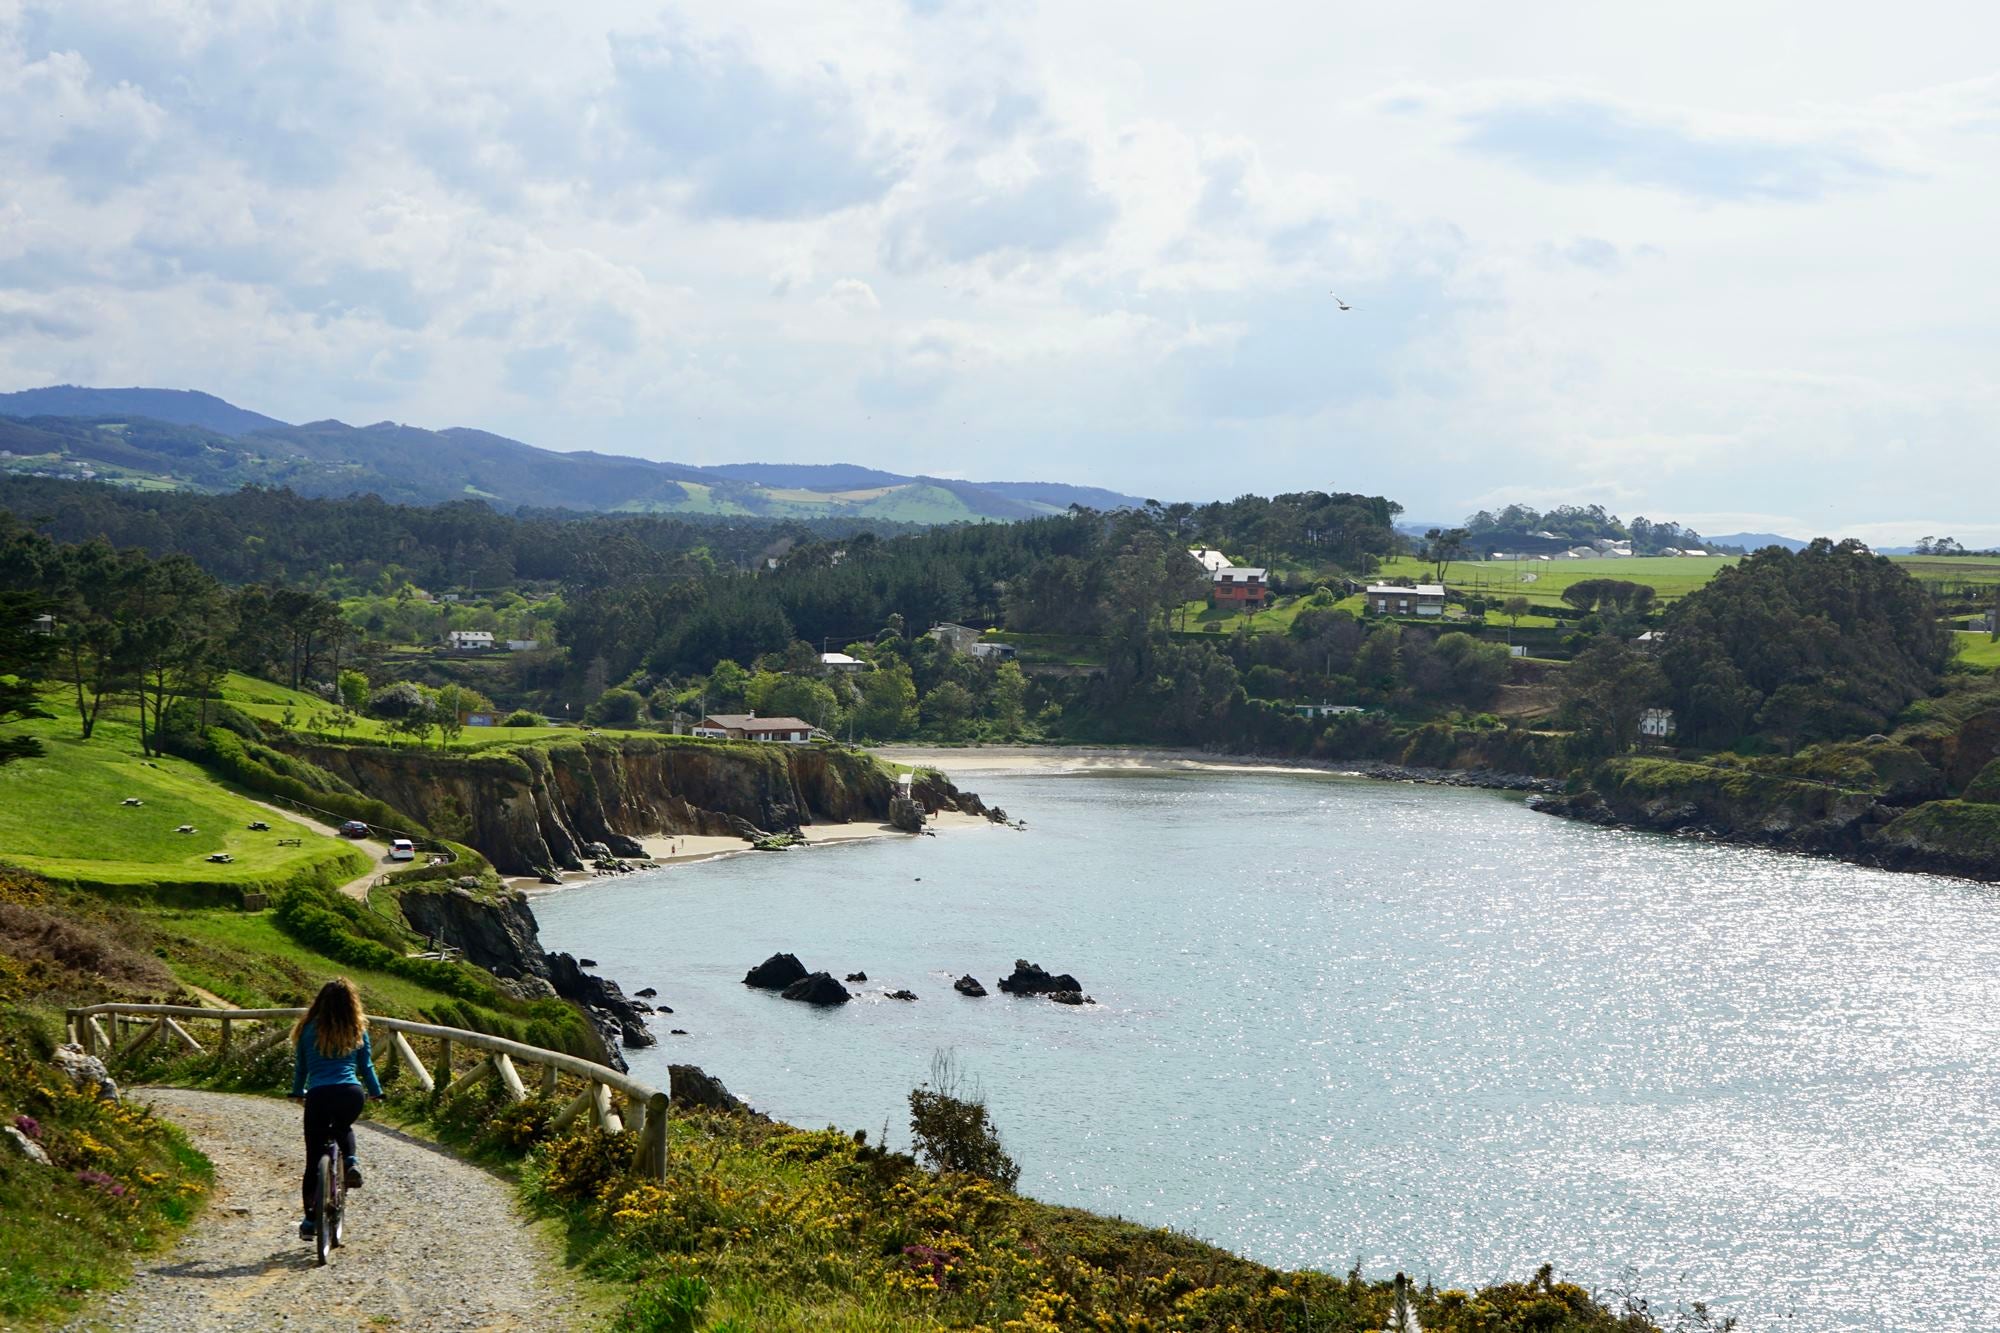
[292,977,368,1057]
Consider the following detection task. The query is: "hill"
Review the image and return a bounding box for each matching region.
[0,385,286,436]
[1707,531,1807,552]
[0,386,1143,522]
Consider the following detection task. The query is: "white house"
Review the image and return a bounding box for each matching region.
[1293,702,1367,718]
[1188,547,1233,574]
[819,651,867,674]
[1365,583,1447,617]
[446,630,495,652]
[969,641,1018,661]
[1639,707,1677,740]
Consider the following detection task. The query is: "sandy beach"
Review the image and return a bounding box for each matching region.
[876,744,1347,779]
[507,808,997,890]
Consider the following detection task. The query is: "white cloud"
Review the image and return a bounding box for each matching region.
[0,0,1992,526]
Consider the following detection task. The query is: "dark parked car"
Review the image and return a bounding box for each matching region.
[338,820,371,838]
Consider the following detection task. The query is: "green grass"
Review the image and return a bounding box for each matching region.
[1952,631,2000,670]
[1374,553,1735,609]
[215,673,657,752]
[0,698,366,891]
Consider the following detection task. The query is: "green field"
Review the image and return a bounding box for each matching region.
[1953,631,2000,670]
[216,674,658,751]
[1373,553,1736,608]
[0,696,366,889]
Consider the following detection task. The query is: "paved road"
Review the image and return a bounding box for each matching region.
[65,1088,591,1332]
[248,800,392,903]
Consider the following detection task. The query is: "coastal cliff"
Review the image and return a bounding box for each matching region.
[277,735,995,875]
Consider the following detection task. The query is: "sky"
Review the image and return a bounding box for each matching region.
[1,1,1997,544]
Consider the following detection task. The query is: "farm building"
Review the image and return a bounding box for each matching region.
[446,630,495,651]
[819,651,867,674]
[928,623,983,654]
[1639,707,1678,740]
[1365,584,1447,617]
[1188,547,1234,574]
[969,641,1018,661]
[1293,702,1368,718]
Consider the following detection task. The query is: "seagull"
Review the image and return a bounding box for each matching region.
[1330,293,1352,311]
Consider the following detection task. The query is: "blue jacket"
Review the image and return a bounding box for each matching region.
[292,1021,385,1097]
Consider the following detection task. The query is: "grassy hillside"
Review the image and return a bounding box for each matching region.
[1953,631,2000,670]
[0,700,365,894]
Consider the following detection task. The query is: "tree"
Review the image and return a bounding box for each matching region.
[922,681,977,738]
[1424,527,1471,582]
[49,542,139,740]
[589,686,647,729]
[1560,637,1667,756]
[433,683,490,746]
[746,672,839,733]
[988,661,1029,736]
[855,663,918,738]
[0,592,54,766]
[125,555,231,755]
[1501,595,1532,629]
[337,669,370,714]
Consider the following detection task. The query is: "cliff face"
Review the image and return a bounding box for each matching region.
[279,736,992,875]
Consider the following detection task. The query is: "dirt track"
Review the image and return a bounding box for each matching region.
[64,1088,591,1332]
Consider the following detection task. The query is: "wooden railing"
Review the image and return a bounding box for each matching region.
[64,1002,669,1180]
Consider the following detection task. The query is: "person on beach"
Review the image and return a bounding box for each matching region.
[288,977,384,1239]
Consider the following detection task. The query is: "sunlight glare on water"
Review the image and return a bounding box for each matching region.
[532,769,2000,1330]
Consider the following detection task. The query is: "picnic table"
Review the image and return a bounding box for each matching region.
[175,824,197,834]
[276,837,302,847]
[206,853,233,864]
[247,820,270,831]
[121,798,143,807]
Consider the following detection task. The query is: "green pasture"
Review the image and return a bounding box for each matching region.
[216,673,656,751]
[0,696,366,889]
[1953,631,2000,670]
[1374,553,1734,608]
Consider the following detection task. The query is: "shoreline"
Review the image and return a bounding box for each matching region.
[507,809,997,891]
[876,744,1557,793]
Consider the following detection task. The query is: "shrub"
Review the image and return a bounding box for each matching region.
[616,1275,711,1333]
[501,710,542,727]
[907,1051,1020,1189]
[589,688,647,727]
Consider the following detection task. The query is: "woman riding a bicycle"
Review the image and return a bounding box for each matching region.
[289,977,383,1239]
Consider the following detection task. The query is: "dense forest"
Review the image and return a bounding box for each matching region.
[1459,503,1741,556]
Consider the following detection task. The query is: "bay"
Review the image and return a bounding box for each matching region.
[532,767,2000,1329]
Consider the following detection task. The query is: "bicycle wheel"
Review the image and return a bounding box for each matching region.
[315,1151,335,1265]
[329,1145,344,1249]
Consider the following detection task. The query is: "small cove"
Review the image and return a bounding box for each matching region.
[532,767,2000,1330]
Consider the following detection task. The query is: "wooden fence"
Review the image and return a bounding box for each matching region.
[63,1002,669,1179]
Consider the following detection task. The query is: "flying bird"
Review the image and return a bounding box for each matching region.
[1330,292,1352,311]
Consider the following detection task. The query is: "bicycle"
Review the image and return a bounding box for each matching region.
[308,1129,346,1264]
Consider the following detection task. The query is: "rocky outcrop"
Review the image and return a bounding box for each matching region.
[395,883,652,1067]
[1533,757,2000,882]
[669,1064,763,1118]
[744,953,809,990]
[282,736,995,875]
[888,793,926,833]
[780,972,851,1006]
[953,974,987,997]
[997,959,1084,996]
[885,989,918,1001]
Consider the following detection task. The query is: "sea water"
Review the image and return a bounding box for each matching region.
[532,768,2000,1329]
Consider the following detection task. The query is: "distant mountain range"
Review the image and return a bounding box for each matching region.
[0,385,1141,522]
[1705,532,1807,552]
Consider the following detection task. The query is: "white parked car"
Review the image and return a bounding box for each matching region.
[389,838,416,861]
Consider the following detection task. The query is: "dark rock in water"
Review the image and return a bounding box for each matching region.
[744,952,809,990]
[620,1018,655,1048]
[1046,990,1094,1006]
[953,974,987,997]
[631,1000,653,1013]
[635,987,658,998]
[780,971,852,1006]
[670,1063,762,1118]
[997,959,1083,996]
[669,1028,688,1035]
[845,971,868,982]
[538,872,562,885]
[885,989,918,1001]
[578,958,598,969]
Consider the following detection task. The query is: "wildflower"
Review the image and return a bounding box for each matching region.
[13,1113,40,1141]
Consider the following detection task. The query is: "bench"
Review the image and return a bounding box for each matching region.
[247,821,270,832]
[175,825,197,834]
[275,838,302,847]
[206,853,234,864]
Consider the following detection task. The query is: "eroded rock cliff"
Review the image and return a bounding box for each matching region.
[279,736,993,875]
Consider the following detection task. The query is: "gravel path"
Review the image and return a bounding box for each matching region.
[66,1088,593,1333]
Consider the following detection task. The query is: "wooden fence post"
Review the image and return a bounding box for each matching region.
[219,1017,233,1053]
[540,1061,558,1098]
[433,1037,453,1099]
[391,1031,435,1094]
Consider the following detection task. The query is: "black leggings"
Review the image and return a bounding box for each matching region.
[301,1084,366,1215]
